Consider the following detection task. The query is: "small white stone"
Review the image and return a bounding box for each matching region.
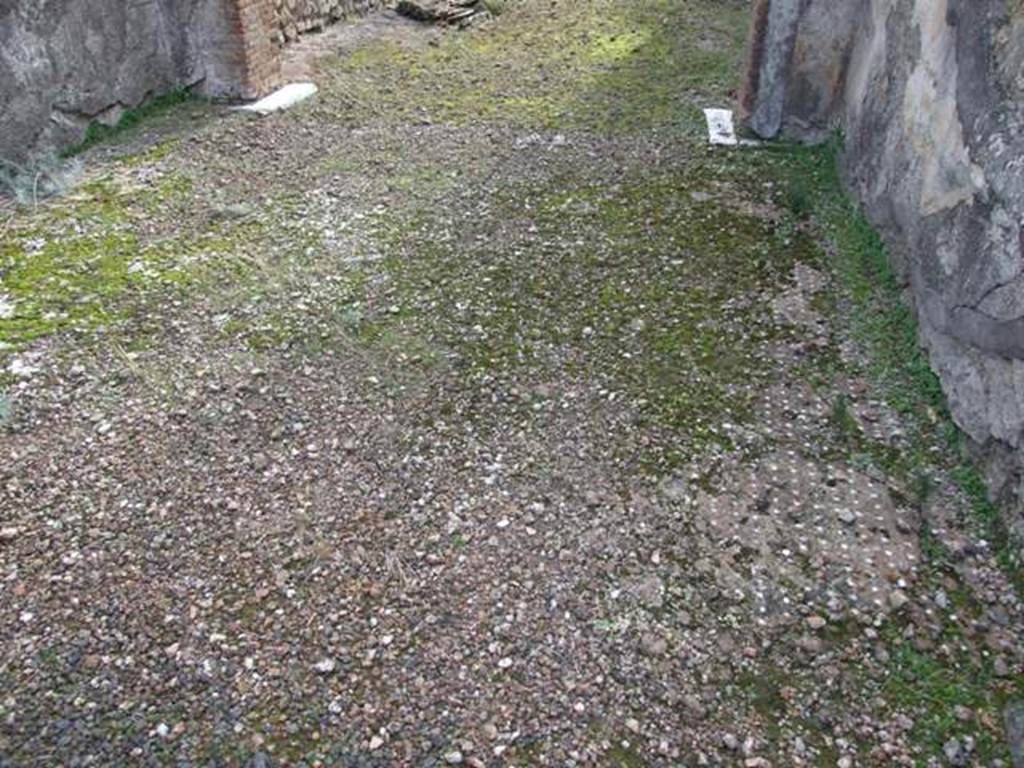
[237,82,319,115]
[497,657,513,669]
[369,735,384,750]
[8,356,39,378]
[314,658,337,674]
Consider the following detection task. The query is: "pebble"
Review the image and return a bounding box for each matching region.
[888,590,909,610]
[444,750,464,764]
[631,574,665,609]
[683,694,707,719]
[314,658,337,674]
[213,202,254,220]
[994,656,1011,677]
[640,633,668,656]
[942,737,966,767]
[796,635,823,653]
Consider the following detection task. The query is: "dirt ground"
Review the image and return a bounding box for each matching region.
[1,2,1022,766]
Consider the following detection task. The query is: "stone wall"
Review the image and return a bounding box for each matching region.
[0,0,381,166]
[742,0,1024,532]
[0,0,283,167]
[274,0,383,43]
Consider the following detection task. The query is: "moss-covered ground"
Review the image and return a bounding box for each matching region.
[0,1,1021,766]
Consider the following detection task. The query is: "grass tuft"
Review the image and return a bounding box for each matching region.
[61,87,197,158]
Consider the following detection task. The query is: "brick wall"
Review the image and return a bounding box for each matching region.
[222,0,385,97]
[230,0,283,98]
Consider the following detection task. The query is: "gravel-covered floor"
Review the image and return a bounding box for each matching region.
[1,2,1022,766]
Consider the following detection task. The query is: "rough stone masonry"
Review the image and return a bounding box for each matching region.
[0,0,380,166]
[743,0,1024,535]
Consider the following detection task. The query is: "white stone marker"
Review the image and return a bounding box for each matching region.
[704,108,738,147]
[237,83,319,116]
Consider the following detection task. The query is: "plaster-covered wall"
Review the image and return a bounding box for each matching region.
[743,0,1024,534]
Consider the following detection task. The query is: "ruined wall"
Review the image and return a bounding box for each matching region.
[0,0,381,166]
[0,0,275,166]
[273,0,383,43]
[743,0,1024,530]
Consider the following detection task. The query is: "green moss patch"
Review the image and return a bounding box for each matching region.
[316,0,749,133]
[0,176,264,357]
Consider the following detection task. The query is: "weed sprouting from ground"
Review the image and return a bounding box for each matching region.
[829,394,858,441]
[784,175,812,221]
[62,87,198,157]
